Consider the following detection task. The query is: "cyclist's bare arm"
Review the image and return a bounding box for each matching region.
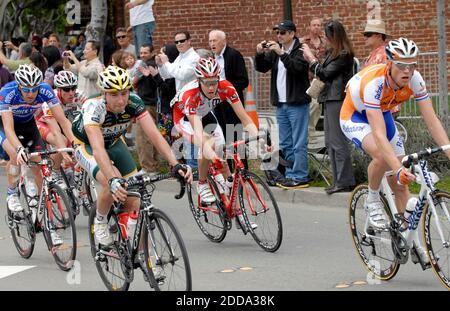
[230,100,259,137]
[186,114,217,160]
[46,117,68,148]
[50,104,75,143]
[136,113,179,167]
[418,97,450,159]
[1,111,23,154]
[366,108,405,171]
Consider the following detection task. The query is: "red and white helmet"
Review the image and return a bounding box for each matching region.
[194,57,221,79]
[54,70,78,88]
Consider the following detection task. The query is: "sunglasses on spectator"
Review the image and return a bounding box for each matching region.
[199,78,219,86]
[393,61,417,71]
[116,35,127,39]
[363,32,376,38]
[61,86,77,92]
[21,86,40,93]
[174,38,187,45]
[276,30,287,35]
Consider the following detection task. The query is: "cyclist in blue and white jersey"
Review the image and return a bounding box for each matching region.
[0,64,75,216]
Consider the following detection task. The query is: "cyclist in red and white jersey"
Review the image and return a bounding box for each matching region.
[340,38,450,256]
[172,58,258,204]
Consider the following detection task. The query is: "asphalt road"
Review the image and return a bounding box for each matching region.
[0,176,445,291]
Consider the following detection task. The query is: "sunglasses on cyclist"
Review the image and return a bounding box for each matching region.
[199,78,219,86]
[116,35,127,39]
[276,30,287,35]
[393,61,417,71]
[61,86,77,92]
[20,86,40,93]
[174,38,187,45]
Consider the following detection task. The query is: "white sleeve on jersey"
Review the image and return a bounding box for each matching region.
[83,99,106,126]
[410,70,429,102]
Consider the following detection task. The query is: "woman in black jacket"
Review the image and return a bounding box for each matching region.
[302,20,356,194]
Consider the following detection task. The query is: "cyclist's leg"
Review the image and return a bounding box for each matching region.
[178,119,215,203]
[37,119,66,171]
[74,140,114,217]
[108,138,140,216]
[385,124,409,214]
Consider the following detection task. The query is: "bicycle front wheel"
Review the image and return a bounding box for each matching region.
[187,177,228,243]
[423,190,450,290]
[88,207,131,291]
[43,184,77,271]
[349,184,400,280]
[238,170,283,252]
[8,184,36,258]
[144,208,192,291]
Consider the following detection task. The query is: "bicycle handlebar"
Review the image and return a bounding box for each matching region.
[229,129,272,150]
[28,147,74,159]
[401,144,450,168]
[126,172,186,200]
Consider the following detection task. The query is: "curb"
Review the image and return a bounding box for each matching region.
[152,179,351,208]
[0,166,350,208]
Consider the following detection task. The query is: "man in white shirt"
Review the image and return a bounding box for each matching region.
[156,30,199,92]
[126,0,156,57]
[156,30,200,169]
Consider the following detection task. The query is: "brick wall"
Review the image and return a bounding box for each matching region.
[115,0,450,58]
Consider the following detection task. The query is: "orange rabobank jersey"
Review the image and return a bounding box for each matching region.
[341,64,429,121]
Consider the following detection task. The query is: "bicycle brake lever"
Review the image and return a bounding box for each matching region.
[174,178,186,199]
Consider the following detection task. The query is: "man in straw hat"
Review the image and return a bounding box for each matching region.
[362,19,391,69]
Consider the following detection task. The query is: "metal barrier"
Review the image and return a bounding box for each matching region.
[244,52,450,117]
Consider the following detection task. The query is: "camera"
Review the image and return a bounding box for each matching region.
[262,42,269,48]
[63,51,70,57]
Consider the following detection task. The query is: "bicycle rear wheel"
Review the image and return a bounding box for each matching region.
[423,190,450,289]
[187,177,228,243]
[7,184,36,259]
[349,184,400,280]
[238,170,283,252]
[143,209,192,291]
[43,184,77,271]
[88,207,131,291]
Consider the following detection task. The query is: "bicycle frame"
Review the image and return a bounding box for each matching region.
[200,140,269,220]
[364,159,447,250]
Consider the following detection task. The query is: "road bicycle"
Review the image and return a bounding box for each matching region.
[88,172,192,291]
[187,132,283,252]
[349,144,450,288]
[6,147,77,271]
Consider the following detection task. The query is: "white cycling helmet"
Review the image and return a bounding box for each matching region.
[385,37,419,61]
[54,70,78,88]
[97,65,132,92]
[15,64,43,87]
[194,57,221,79]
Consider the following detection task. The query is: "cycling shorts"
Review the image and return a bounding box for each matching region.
[74,136,138,181]
[340,110,405,156]
[0,119,46,159]
[174,111,225,147]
